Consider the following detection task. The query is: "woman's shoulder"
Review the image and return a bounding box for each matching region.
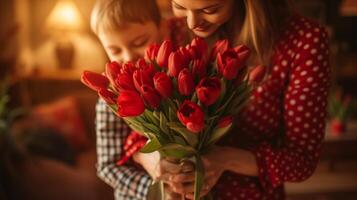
[280,14,328,45]
[275,14,329,60]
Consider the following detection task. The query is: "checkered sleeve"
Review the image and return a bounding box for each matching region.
[95,99,152,199]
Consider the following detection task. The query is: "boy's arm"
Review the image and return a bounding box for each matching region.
[95,99,152,199]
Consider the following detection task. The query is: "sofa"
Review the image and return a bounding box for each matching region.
[3,77,115,200]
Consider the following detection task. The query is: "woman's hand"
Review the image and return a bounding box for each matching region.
[167,146,228,199]
[133,152,187,199]
[133,151,161,179]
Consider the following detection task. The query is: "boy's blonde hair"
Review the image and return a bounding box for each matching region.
[91,0,161,34]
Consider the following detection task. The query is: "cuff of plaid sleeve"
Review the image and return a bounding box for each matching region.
[117,131,148,166]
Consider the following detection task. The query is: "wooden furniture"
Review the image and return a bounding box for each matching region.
[322,121,357,169]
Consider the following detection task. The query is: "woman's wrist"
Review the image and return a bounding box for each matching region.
[221,146,259,177]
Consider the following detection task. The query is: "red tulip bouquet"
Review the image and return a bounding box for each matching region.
[81,38,265,200]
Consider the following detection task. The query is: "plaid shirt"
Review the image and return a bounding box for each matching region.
[96,99,152,200]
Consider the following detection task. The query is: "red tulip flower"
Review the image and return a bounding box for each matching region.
[157,40,174,68]
[192,58,207,79]
[145,43,160,61]
[168,50,188,77]
[210,39,229,62]
[178,68,195,96]
[196,77,221,106]
[217,49,242,80]
[133,69,154,93]
[218,115,233,128]
[179,46,192,63]
[117,90,145,117]
[98,88,117,105]
[114,73,136,92]
[191,37,208,57]
[248,65,266,84]
[105,61,121,85]
[137,59,155,77]
[140,85,161,109]
[81,71,109,92]
[234,45,251,63]
[120,61,137,76]
[177,100,205,133]
[186,44,199,60]
[153,72,173,98]
[331,119,345,136]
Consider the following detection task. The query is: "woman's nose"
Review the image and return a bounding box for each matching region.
[187,11,201,30]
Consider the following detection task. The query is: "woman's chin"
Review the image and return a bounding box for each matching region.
[192,28,216,38]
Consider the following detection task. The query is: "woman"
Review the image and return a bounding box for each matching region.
[133,0,330,199]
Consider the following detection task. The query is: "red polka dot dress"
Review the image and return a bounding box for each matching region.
[213,15,331,199]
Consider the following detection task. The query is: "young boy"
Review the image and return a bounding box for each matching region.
[91,0,188,199]
[91,0,162,63]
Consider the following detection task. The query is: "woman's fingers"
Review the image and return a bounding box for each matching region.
[171,171,196,183]
[156,158,195,178]
[164,184,184,200]
[183,178,214,199]
[184,188,210,200]
[180,160,195,173]
[155,158,187,182]
[161,158,182,173]
[169,182,195,194]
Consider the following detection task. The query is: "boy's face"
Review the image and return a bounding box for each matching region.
[98,21,160,63]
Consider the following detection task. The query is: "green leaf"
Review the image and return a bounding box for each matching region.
[191,92,198,103]
[207,123,232,145]
[123,118,145,133]
[144,109,160,125]
[172,135,187,145]
[160,143,196,158]
[231,102,249,115]
[167,122,198,147]
[211,78,226,109]
[108,104,118,114]
[168,107,177,122]
[159,112,169,134]
[166,98,178,111]
[143,123,161,134]
[214,84,241,114]
[140,137,162,153]
[194,155,204,200]
[207,115,219,122]
[153,110,161,121]
[216,81,250,115]
[228,86,252,114]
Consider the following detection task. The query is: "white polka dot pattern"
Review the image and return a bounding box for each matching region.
[213,15,330,200]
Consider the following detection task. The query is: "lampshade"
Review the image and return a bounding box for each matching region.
[340,0,357,16]
[46,0,84,32]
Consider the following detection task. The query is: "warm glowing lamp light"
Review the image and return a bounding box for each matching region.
[46,0,84,31]
[46,0,84,69]
[340,0,357,16]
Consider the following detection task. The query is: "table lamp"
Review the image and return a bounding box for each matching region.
[46,0,84,69]
[340,0,357,16]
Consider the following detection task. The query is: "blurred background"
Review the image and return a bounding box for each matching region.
[0,0,356,200]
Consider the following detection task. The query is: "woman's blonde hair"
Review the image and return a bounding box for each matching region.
[91,0,161,34]
[221,0,292,66]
